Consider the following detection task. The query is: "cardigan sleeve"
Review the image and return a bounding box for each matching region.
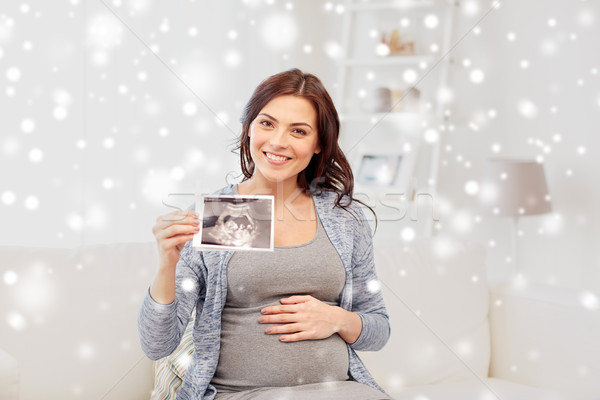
[137,240,206,360]
[347,206,391,352]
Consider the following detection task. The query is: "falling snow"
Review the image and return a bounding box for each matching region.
[367,279,382,293]
[1,4,600,398]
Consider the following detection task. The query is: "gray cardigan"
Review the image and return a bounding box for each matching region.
[138,184,391,399]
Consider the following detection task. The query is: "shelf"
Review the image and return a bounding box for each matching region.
[342,56,433,67]
[348,0,435,11]
[337,0,458,237]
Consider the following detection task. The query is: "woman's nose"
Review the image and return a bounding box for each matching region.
[269,129,288,147]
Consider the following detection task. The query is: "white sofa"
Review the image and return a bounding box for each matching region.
[365,238,600,399]
[0,243,155,400]
[1,238,598,400]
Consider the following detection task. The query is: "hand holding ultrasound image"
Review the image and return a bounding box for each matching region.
[193,195,274,251]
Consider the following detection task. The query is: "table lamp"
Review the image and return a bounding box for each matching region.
[479,158,552,273]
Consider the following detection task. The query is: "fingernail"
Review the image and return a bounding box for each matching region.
[258,316,265,323]
[261,308,266,313]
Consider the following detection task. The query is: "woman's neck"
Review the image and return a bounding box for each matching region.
[237,177,312,219]
[238,177,306,198]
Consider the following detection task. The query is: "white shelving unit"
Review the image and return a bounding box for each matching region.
[336,0,459,236]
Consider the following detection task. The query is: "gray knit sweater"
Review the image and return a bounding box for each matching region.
[138,184,391,399]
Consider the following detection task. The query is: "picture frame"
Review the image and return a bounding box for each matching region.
[353,143,418,201]
[193,194,274,251]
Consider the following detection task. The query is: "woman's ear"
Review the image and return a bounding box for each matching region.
[314,143,321,155]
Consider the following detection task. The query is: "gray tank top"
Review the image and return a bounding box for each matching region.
[211,216,349,393]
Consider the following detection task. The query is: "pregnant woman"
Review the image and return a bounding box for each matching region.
[138,68,391,400]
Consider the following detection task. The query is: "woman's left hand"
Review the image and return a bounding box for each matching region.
[258,295,357,342]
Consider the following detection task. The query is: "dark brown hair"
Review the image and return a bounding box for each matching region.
[237,68,368,215]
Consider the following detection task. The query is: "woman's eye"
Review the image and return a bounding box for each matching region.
[260,120,273,127]
[292,129,307,135]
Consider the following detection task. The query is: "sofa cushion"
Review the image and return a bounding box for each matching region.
[358,237,490,392]
[151,313,195,400]
[489,281,600,395]
[0,348,19,400]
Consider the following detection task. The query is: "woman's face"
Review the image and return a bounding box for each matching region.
[248,95,321,188]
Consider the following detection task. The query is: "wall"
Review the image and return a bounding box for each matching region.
[1,1,598,292]
[437,0,600,291]
[1,0,340,247]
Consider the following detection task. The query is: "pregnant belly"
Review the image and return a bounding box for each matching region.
[212,306,350,390]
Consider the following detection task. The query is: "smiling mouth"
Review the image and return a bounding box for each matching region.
[264,152,291,162]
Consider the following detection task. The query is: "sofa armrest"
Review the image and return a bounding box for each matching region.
[0,348,19,400]
[488,279,600,395]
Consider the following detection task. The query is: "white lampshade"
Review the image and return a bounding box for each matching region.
[479,158,552,217]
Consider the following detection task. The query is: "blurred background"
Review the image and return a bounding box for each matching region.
[1,0,599,291]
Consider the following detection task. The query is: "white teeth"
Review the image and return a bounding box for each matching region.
[265,152,289,162]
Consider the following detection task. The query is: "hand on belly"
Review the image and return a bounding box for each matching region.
[258,295,344,342]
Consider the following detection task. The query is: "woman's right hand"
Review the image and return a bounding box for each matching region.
[152,209,200,270]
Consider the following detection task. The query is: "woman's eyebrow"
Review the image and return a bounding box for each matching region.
[257,113,313,130]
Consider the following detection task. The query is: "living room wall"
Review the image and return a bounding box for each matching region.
[1,1,598,292]
[436,0,600,291]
